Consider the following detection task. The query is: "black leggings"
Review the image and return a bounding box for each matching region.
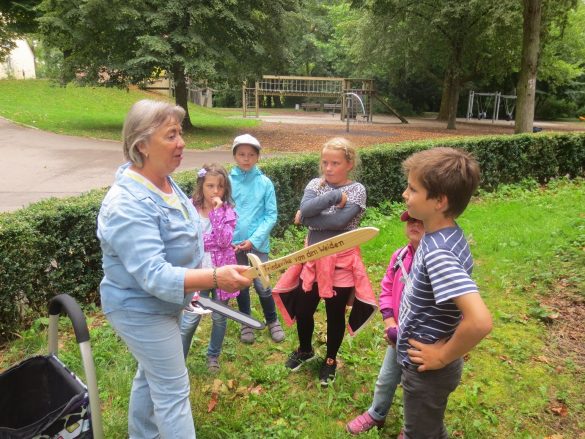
[295,283,353,360]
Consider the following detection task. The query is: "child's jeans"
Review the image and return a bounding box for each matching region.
[368,346,402,421]
[236,250,277,324]
[180,289,228,358]
[401,357,463,439]
[106,309,196,439]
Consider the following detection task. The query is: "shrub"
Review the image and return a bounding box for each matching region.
[1,133,584,339]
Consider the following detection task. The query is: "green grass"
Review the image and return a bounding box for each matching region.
[0,79,258,149]
[1,178,583,438]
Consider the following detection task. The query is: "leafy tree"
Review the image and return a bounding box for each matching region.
[515,0,580,132]
[352,0,522,129]
[0,13,16,62]
[37,0,295,129]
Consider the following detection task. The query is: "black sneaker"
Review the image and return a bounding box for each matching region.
[285,349,315,371]
[319,358,337,387]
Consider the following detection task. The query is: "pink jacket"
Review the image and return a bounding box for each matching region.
[378,243,415,322]
[204,204,238,300]
[273,247,378,335]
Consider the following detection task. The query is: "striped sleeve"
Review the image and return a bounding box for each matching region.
[425,249,478,303]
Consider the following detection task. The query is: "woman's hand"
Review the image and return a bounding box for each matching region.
[211,196,223,209]
[216,265,252,292]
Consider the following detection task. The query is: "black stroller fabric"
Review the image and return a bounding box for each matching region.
[0,355,91,439]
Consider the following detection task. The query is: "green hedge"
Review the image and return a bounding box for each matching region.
[1,132,584,339]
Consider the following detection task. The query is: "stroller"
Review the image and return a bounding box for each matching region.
[0,294,104,439]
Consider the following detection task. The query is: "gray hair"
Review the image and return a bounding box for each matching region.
[122,99,186,167]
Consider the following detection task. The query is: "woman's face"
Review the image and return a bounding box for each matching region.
[141,117,185,176]
[321,148,353,185]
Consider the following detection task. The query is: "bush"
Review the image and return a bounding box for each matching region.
[1,133,584,339]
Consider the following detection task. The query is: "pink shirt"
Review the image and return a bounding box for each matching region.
[378,243,415,322]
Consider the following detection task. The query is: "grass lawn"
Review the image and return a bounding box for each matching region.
[0,79,258,149]
[0,179,583,438]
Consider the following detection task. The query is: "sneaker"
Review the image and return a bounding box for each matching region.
[207,356,220,374]
[240,325,255,344]
[284,349,316,371]
[319,358,337,387]
[346,411,385,435]
[267,320,285,343]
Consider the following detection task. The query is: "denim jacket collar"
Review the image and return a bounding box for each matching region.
[115,162,193,215]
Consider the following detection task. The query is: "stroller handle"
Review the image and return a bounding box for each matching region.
[48,294,104,439]
[49,294,90,345]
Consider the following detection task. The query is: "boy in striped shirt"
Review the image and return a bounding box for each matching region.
[397,147,492,439]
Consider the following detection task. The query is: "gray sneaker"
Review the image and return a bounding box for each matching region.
[207,356,220,374]
[240,325,255,344]
[267,320,285,343]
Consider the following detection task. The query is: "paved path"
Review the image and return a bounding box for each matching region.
[0,117,234,212]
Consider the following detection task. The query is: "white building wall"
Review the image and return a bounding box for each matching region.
[0,39,36,79]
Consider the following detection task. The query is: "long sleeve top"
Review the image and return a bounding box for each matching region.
[97,163,203,315]
[229,165,277,254]
[299,178,366,245]
[203,204,239,300]
[378,244,415,322]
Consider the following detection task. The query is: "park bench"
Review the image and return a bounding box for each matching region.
[301,103,322,111]
[323,103,341,113]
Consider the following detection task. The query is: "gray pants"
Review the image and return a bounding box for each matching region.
[401,357,463,439]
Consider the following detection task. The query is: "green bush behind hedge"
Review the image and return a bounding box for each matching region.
[1,133,584,339]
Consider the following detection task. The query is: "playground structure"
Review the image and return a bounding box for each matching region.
[242,75,408,123]
[466,91,517,123]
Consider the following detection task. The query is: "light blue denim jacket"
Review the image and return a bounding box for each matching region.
[97,163,203,315]
[229,165,277,254]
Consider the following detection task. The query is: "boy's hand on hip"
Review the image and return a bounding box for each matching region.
[407,338,448,372]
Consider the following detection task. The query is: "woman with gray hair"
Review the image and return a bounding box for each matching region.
[97,99,251,438]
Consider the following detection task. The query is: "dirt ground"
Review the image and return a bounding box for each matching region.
[237,110,585,153]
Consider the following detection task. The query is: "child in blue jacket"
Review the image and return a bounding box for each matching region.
[229,134,285,344]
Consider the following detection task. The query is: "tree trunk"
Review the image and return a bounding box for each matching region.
[172,63,193,130]
[515,0,542,133]
[437,75,451,121]
[445,68,460,130]
[445,42,463,130]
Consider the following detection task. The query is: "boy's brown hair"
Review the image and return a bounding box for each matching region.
[402,147,480,218]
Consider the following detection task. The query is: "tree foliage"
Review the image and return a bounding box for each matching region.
[37,0,297,128]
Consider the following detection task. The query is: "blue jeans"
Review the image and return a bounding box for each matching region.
[368,346,402,422]
[236,250,277,324]
[106,309,196,439]
[180,289,228,358]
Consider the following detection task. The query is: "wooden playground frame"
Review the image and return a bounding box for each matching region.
[242,75,407,123]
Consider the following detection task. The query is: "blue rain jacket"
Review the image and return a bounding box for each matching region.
[229,165,277,254]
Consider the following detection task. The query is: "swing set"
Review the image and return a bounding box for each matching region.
[466,91,517,123]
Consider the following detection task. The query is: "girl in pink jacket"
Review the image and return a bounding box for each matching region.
[346,211,424,435]
[180,164,238,373]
